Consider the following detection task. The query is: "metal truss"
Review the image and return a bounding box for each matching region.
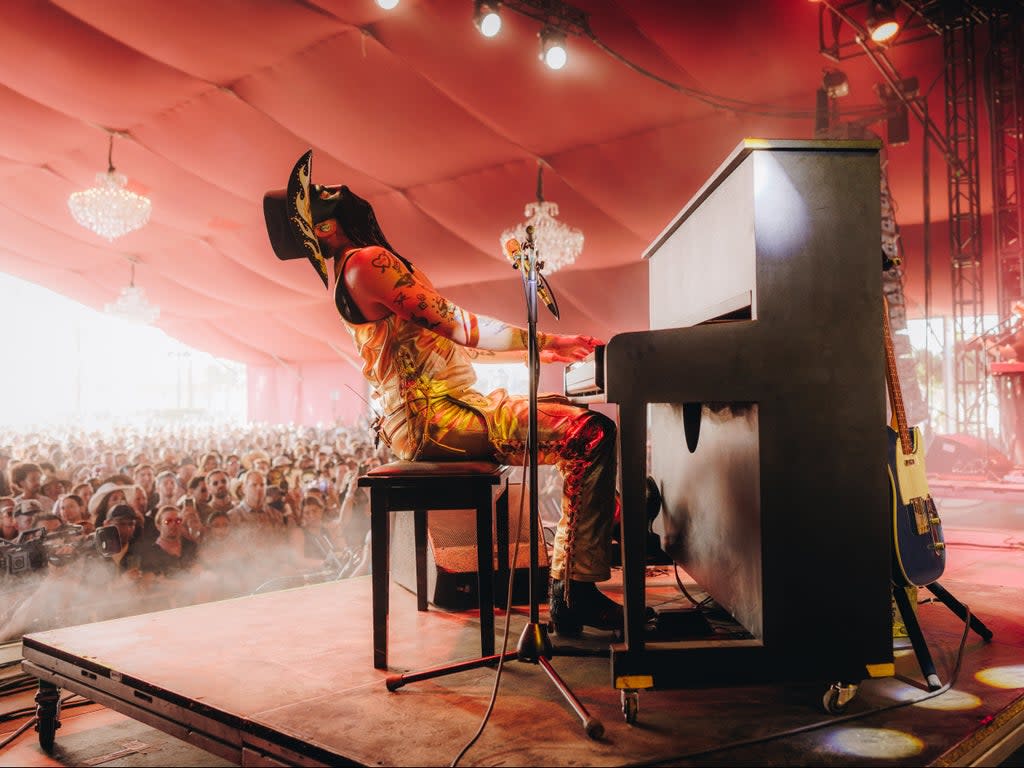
[941,6,987,438]
[988,8,1024,319]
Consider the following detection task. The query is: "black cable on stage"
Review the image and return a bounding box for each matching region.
[625,602,974,767]
[672,562,712,610]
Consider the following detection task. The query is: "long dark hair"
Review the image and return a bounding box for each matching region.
[318,186,414,273]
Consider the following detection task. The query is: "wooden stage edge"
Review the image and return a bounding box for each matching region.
[19,573,1024,767]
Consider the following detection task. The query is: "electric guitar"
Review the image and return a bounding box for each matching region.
[884,297,946,587]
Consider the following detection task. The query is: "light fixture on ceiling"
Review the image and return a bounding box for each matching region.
[866,0,900,44]
[68,134,152,242]
[500,162,583,274]
[474,1,502,37]
[822,69,850,98]
[105,261,160,325]
[539,26,568,70]
[376,0,400,9]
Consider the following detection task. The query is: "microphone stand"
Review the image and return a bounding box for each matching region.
[384,225,604,741]
[512,226,603,738]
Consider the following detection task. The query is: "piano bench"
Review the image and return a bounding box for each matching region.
[358,460,512,670]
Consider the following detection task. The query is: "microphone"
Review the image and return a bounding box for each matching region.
[504,238,559,318]
[537,273,560,320]
[504,237,525,264]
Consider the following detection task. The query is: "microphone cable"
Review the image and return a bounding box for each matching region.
[626,602,975,767]
[450,460,532,768]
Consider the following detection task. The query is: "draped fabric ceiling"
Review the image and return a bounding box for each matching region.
[0,0,995,419]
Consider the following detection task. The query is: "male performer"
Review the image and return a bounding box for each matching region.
[264,151,621,635]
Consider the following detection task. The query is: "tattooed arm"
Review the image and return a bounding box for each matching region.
[344,247,601,362]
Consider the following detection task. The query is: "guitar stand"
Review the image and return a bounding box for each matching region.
[892,580,993,691]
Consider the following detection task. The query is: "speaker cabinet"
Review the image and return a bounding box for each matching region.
[390,483,549,610]
[925,433,1012,478]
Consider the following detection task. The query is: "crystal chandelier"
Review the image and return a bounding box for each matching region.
[68,134,152,241]
[500,163,583,273]
[105,262,160,325]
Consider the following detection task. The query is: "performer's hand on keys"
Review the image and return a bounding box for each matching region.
[540,334,603,363]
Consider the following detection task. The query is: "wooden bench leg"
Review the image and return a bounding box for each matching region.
[494,483,510,606]
[370,490,390,670]
[414,509,428,611]
[476,488,495,657]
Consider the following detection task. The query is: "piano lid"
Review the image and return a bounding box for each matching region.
[641,138,883,262]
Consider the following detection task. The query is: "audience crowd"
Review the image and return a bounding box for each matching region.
[0,418,393,640]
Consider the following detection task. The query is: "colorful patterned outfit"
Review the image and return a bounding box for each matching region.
[335,249,616,583]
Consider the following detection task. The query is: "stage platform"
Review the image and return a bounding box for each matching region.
[930,475,1024,504]
[16,562,1024,767]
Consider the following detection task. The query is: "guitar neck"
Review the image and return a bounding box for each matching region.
[882,297,913,455]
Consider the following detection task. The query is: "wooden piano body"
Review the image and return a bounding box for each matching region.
[603,139,894,689]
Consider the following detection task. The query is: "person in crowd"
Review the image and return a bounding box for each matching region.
[289,495,337,572]
[229,470,288,531]
[98,449,117,477]
[179,495,205,544]
[71,481,94,512]
[102,504,145,577]
[265,484,294,527]
[123,484,150,541]
[184,474,212,521]
[176,459,197,496]
[224,454,242,479]
[54,493,90,531]
[88,482,129,529]
[199,452,221,474]
[154,470,179,509]
[140,505,198,577]
[264,151,619,635]
[1,498,18,541]
[133,464,159,513]
[0,449,13,497]
[245,451,271,476]
[35,512,63,534]
[335,466,370,552]
[12,462,54,514]
[206,469,234,515]
[12,499,42,536]
[205,509,232,540]
[40,471,68,504]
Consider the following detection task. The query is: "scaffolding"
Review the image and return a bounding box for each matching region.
[942,7,988,438]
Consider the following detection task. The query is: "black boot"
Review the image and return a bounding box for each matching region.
[549,579,624,637]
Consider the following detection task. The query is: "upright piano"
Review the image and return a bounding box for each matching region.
[568,139,894,691]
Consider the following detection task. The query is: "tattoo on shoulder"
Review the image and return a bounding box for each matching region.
[393,272,415,288]
[466,348,496,359]
[371,251,399,274]
[416,293,429,311]
[394,291,407,307]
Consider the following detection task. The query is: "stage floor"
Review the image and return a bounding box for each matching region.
[4,481,1024,767]
[9,561,1024,767]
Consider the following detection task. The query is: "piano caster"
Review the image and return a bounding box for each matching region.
[620,689,639,724]
[822,681,858,714]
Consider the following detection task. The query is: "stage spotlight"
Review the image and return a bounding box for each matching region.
[867,1,900,44]
[539,27,568,70]
[823,69,849,98]
[376,0,399,9]
[474,1,502,38]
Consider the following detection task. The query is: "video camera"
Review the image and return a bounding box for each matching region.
[0,524,122,577]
